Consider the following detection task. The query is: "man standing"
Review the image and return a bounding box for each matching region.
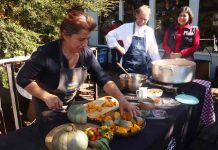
[105,5,160,75]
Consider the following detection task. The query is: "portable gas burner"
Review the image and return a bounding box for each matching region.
[122,78,189,102]
[145,79,188,96]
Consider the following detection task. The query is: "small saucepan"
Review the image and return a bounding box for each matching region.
[119,73,147,92]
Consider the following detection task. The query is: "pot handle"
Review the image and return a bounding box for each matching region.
[159,66,173,73]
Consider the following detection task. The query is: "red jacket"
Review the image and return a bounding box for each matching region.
[163,24,200,57]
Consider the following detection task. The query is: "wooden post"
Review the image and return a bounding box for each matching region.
[6,63,22,130]
[0,97,7,134]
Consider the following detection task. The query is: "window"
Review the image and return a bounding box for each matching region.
[198,0,218,52]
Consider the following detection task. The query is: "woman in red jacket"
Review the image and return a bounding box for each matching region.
[162,6,200,61]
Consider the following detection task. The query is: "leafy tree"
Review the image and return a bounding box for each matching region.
[0,0,119,87]
[0,0,119,57]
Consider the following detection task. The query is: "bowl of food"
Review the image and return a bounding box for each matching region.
[147,88,163,98]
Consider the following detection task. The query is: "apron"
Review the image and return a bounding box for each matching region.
[122,23,148,74]
[33,41,88,129]
[54,57,88,104]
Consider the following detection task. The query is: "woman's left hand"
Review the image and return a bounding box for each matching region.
[170,52,182,59]
[118,99,140,118]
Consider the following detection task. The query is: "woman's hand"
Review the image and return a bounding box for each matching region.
[24,82,63,110]
[103,81,140,117]
[118,99,140,118]
[43,93,63,110]
[170,52,182,59]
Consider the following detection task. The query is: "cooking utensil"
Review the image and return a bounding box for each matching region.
[54,105,68,112]
[119,73,147,92]
[116,62,147,92]
[152,58,196,84]
[116,62,130,76]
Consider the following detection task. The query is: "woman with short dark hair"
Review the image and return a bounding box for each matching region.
[16,8,138,135]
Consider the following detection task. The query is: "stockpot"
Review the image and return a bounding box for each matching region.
[152,59,196,84]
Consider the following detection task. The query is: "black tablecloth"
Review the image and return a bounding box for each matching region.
[0,82,206,150]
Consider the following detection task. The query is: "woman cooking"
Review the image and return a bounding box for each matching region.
[16,7,138,134]
[162,6,200,60]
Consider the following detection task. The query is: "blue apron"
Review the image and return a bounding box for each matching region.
[122,23,148,74]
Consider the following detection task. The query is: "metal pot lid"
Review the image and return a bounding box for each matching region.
[175,94,199,105]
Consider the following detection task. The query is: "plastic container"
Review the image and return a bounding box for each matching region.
[97,47,108,69]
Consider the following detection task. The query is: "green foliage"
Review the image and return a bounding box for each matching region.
[0,0,119,88]
[0,0,119,58]
[0,67,8,87]
[69,0,119,17]
[0,20,41,58]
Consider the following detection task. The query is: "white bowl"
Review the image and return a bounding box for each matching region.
[147,88,163,98]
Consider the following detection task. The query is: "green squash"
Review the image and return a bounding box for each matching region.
[67,104,87,124]
[119,119,133,128]
[52,124,88,150]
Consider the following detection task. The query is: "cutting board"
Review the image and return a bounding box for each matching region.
[84,96,119,119]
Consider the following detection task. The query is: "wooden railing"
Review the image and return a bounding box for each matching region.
[0,56,30,133]
[200,35,218,52]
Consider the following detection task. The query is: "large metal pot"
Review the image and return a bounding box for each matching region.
[119,73,147,92]
[152,59,196,84]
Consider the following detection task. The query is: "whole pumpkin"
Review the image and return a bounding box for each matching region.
[67,104,87,124]
[52,124,88,150]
